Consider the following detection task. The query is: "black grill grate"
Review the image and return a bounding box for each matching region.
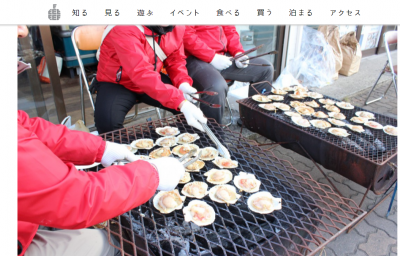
[97,115,365,256]
[238,94,397,164]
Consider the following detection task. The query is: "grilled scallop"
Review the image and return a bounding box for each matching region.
[156,126,180,136]
[336,101,354,110]
[290,101,307,108]
[124,145,138,153]
[355,111,375,119]
[328,128,350,137]
[155,136,178,147]
[312,111,329,119]
[295,106,315,116]
[307,92,323,99]
[319,99,337,105]
[328,112,346,120]
[282,86,296,92]
[153,190,186,214]
[183,200,216,226]
[177,133,200,144]
[291,116,311,127]
[323,105,340,113]
[346,124,365,133]
[304,100,320,108]
[284,111,301,117]
[267,95,284,101]
[209,185,241,206]
[233,172,261,193]
[310,119,331,129]
[181,182,209,199]
[149,147,172,159]
[204,169,233,185]
[259,103,276,111]
[272,103,291,111]
[350,116,368,124]
[383,125,397,136]
[271,88,288,95]
[252,94,271,103]
[212,157,238,169]
[364,121,383,130]
[182,158,205,172]
[199,147,219,161]
[131,139,154,150]
[247,192,282,214]
[327,118,346,127]
[179,172,191,184]
[172,144,200,157]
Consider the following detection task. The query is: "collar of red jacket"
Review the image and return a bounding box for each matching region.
[144,26,175,36]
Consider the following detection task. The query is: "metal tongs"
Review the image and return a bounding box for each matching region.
[189,91,220,108]
[200,122,231,159]
[178,148,201,167]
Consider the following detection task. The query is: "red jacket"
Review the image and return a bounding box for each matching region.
[96,25,191,110]
[183,26,244,63]
[18,110,159,255]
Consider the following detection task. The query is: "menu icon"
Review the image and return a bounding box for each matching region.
[48,4,61,20]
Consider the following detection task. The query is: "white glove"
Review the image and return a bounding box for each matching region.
[149,157,185,191]
[210,54,232,71]
[101,142,138,167]
[180,100,207,132]
[179,82,198,103]
[235,53,249,68]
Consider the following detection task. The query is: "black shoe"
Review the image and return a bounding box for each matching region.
[237,119,243,127]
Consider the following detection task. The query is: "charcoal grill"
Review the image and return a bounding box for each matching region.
[238,94,397,196]
[96,115,365,256]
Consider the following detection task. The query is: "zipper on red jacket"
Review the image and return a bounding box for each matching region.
[219,26,226,53]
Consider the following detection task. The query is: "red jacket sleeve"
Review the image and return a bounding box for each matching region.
[18,123,159,229]
[183,26,216,63]
[163,28,193,87]
[18,111,105,165]
[110,28,185,110]
[222,26,245,57]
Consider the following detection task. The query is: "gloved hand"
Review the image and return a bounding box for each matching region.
[101,142,138,167]
[210,54,232,71]
[179,82,198,103]
[149,157,185,191]
[234,53,249,68]
[180,100,207,132]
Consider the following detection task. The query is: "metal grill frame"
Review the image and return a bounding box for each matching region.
[97,115,365,256]
[238,95,397,195]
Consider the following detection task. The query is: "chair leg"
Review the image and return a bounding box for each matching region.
[364,61,389,105]
[155,108,162,120]
[225,97,234,127]
[77,68,86,124]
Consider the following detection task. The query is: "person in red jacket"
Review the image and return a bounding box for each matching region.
[183,26,274,124]
[18,26,185,256]
[95,25,206,134]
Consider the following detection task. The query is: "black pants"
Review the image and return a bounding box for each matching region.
[94,74,179,134]
[186,56,274,124]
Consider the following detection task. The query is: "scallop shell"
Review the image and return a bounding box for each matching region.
[319,98,337,105]
[323,105,340,113]
[177,133,200,144]
[209,185,241,205]
[247,192,282,214]
[267,95,284,101]
[328,128,350,137]
[294,85,309,92]
[328,112,346,120]
[310,119,331,129]
[155,126,180,137]
[155,136,178,148]
[364,121,383,130]
[291,116,311,127]
[138,155,150,160]
[307,92,323,99]
[304,100,320,108]
[181,182,209,199]
[336,101,354,110]
[259,103,276,111]
[271,89,288,95]
[179,172,191,184]
[346,124,365,133]
[212,157,238,169]
[355,111,375,119]
[153,190,186,214]
[290,101,306,108]
[131,139,154,150]
[183,200,215,226]
[252,94,271,103]
[295,106,315,116]
[383,125,397,136]
[124,144,138,153]
[149,147,172,159]
[182,158,205,172]
[282,86,296,92]
[272,103,291,111]
[327,118,346,127]
[288,94,306,100]
[172,144,200,157]
[199,147,219,161]
[312,111,329,119]
[233,172,261,193]
[350,116,368,124]
[204,169,233,185]
[284,111,301,117]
